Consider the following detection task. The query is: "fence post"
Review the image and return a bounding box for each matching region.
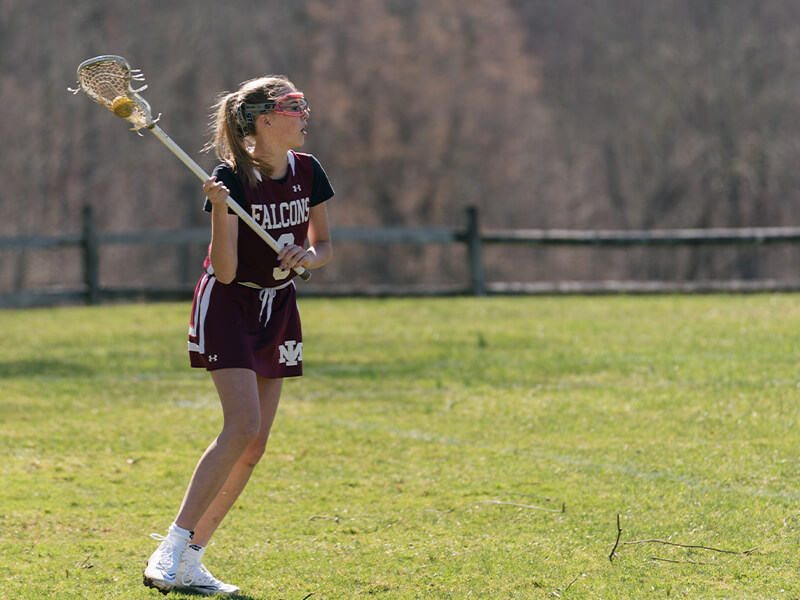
[82,204,100,305]
[465,206,486,296]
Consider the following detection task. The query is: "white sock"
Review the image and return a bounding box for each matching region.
[168,522,194,541]
[183,543,206,564]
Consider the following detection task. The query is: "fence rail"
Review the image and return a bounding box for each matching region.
[1,205,800,307]
[480,227,800,245]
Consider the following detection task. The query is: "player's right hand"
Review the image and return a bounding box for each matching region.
[203,176,229,208]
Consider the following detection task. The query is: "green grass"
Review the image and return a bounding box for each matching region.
[1,295,800,599]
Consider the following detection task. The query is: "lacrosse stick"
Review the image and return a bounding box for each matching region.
[69,55,311,281]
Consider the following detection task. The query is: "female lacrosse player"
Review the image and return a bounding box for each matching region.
[143,75,333,596]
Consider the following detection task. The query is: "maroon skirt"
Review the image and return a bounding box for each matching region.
[188,272,303,378]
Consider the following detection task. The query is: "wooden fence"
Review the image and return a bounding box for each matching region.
[2,205,800,307]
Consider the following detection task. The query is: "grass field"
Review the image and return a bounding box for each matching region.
[1,295,799,599]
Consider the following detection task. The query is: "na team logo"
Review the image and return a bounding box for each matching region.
[251,197,310,230]
[279,340,303,366]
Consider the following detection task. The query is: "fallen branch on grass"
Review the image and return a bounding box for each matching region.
[308,514,340,523]
[423,497,565,517]
[620,539,758,555]
[307,514,398,531]
[608,513,757,563]
[609,514,623,563]
[551,575,581,598]
[472,500,565,513]
[76,553,94,569]
[563,574,581,591]
[649,556,707,565]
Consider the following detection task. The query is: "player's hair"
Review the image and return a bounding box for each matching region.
[204,75,295,186]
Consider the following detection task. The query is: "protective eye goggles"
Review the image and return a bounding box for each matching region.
[242,92,309,118]
[272,92,309,116]
[236,92,309,138]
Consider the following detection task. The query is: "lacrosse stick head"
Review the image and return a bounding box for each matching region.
[69,55,157,131]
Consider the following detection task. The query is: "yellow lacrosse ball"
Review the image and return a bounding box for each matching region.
[111,96,135,118]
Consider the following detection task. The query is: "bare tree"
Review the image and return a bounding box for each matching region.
[2,0,800,293]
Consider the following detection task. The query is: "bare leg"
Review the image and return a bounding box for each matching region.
[174,369,264,532]
[189,376,283,546]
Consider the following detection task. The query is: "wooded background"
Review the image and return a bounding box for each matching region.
[2,0,800,293]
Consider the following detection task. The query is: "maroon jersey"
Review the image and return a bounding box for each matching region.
[204,151,333,288]
[189,151,333,377]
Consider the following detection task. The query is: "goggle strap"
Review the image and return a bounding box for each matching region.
[242,101,277,114]
[242,93,305,115]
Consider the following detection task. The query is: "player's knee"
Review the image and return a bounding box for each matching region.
[244,434,269,467]
[222,419,261,447]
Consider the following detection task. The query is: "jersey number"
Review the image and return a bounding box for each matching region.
[273,233,296,281]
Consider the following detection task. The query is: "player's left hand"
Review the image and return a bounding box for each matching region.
[278,244,311,271]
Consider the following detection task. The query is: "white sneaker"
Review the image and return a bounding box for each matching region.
[175,557,241,596]
[143,532,191,594]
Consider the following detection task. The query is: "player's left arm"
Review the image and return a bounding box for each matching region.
[278,203,332,271]
[306,203,333,268]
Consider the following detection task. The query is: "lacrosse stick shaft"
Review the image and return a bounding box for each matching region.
[147,125,311,281]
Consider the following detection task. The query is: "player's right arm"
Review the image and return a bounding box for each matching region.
[204,176,239,284]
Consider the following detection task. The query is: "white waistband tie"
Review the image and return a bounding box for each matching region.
[258,288,276,326]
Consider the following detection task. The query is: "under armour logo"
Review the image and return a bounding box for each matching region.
[278,341,303,366]
[208,355,218,362]
[292,184,302,193]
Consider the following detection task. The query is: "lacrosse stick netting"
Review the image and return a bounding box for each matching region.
[69,55,155,131]
[69,55,311,281]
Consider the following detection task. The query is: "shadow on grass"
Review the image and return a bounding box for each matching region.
[0,358,97,379]
[171,592,310,600]
[171,594,260,600]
